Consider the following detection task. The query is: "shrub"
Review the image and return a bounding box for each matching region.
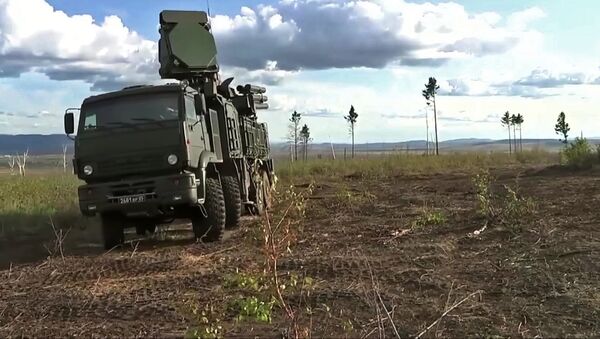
[471,170,536,232]
[412,208,447,230]
[562,137,596,169]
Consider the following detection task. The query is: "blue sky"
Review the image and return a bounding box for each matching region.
[1,0,599,143]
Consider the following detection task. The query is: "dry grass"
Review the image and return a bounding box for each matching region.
[277,150,558,180]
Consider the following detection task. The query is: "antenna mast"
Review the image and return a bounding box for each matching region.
[206,0,212,32]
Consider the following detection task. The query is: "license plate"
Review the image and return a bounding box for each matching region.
[118,195,146,204]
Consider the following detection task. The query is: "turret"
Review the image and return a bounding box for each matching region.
[158,10,218,81]
[158,10,269,116]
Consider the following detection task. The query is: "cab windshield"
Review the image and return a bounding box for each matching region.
[80,92,180,132]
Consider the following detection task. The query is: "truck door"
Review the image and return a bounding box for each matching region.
[184,95,206,168]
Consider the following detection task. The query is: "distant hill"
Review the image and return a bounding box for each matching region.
[0,134,73,155]
[0,134,596,156]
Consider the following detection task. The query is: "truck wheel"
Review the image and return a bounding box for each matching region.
[251,178,265,216]
[222,175,241,229]
[262,171,272,210]
[101,213,125,250]
[192,177,225,242]
[249,171,270,216]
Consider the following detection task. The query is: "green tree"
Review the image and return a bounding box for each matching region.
[345,105,358,158]
[501,111,512,155]
[554,111,570,144]
[422,77,440,155]
[299,124,311,161]
[289,111,301,161]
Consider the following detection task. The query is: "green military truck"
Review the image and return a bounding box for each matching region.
[63,10,274,249]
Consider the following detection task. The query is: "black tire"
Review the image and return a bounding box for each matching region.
[192,177,226,242]
[222,175,242,229]
[101,213,125,250]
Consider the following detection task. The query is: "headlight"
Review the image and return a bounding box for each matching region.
[167,154,178,165]
[83,165,93,176]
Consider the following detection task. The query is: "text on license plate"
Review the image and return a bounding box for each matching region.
[119,195,146,204]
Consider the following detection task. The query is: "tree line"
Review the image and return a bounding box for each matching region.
[288,105,359,161]
[287,76,579,160]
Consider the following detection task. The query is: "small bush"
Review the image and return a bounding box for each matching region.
[501,184,536,232]
[562,137,596,169]
[471,170,535,232]
[412,206,447,230]
[472,170,493,217]
[229,296,275,323]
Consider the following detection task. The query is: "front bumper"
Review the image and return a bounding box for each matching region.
[78,173,202,217]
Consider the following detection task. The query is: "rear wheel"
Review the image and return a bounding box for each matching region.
[222,175,242,229]
[101,213,125,250]
[262,171,272,210]
[192,177,226,242]
[249,170,271,216]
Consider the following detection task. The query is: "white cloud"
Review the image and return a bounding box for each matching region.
[0,0,157,90]
[212,1,545,70]
[507,6,546,30]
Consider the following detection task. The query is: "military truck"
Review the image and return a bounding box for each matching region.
[63,10,274,249]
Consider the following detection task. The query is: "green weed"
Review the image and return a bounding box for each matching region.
[412,207,447,230]
[561,137,597,169]
[183,301,223,339]
[472,170,536,232]
[229,296,276,323]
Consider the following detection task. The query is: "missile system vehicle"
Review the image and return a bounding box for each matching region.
[64,10,274,249]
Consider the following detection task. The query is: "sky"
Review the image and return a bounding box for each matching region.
[0,0,599,143]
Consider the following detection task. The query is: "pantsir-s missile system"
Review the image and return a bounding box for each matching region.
[64,10,274,249]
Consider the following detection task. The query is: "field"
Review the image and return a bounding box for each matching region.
[1,151,600,337]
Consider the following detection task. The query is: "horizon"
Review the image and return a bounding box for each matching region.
[0,0,598,143]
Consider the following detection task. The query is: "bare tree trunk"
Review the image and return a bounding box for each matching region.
[294,122,298,162]
[15,150,28,177]
[507,126,512,155]
[351,124,355,158]
[330,140,336,160]
[62,145,68,173]
[513,125,517,153]
[7,156,15,175]
[425,108,430,155]
[304,138,308,161]
[433,98,439,155]
[519,125,523,152]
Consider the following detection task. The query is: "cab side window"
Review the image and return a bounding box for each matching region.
[83,113,97,130]
[184,96,197,120]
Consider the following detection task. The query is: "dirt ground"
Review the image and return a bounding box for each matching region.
[1,164,599,337]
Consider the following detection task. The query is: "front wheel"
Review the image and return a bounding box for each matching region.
[101,213,125,250]
[192,177,226,242]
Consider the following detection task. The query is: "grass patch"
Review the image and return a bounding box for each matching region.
[412,208,447,230]
[0,174,85,238]
[277,150,557,181]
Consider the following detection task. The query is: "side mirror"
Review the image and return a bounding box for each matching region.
[64,112,74,135]
[194,94,207,115]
